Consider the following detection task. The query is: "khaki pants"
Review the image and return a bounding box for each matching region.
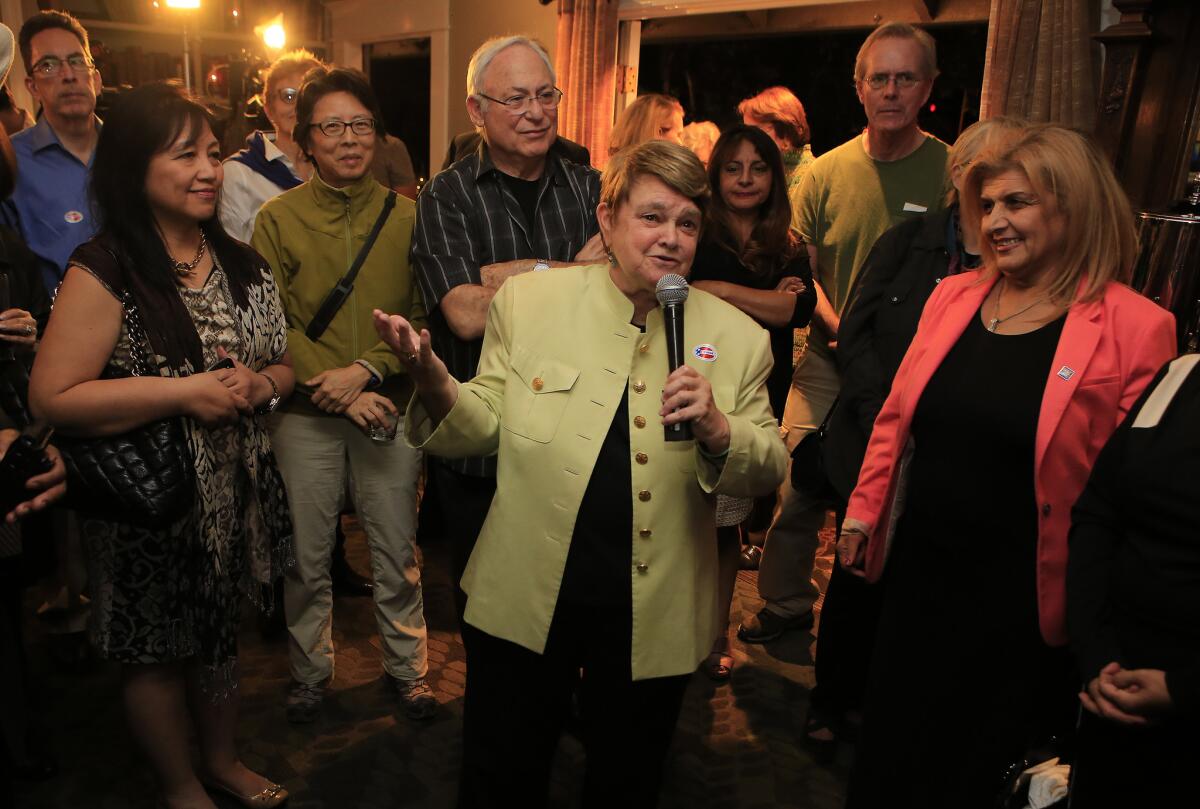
[270,412,427,685]
[757,349,841,619]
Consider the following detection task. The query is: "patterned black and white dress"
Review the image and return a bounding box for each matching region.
[75,250,292,689]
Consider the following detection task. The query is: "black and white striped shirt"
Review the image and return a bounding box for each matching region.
[413,140,600,477]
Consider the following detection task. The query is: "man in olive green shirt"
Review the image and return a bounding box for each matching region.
[740,22,949,643]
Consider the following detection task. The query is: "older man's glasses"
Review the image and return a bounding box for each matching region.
[311,117,377,137]
[32,55,95,78]
[861,72,924,91]
[477,88,564,115]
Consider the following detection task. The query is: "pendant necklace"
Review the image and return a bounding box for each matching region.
[987,278,1048,332]
[170,232,207,278]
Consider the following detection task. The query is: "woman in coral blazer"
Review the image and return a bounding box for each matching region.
[836,126,1177,808]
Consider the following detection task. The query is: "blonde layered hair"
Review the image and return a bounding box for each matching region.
[601,140,710,217]
[609,94,684,155]
[944,116,1026,206]
[961,124,1136,304]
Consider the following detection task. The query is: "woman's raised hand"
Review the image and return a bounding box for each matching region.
[373,310,448,388]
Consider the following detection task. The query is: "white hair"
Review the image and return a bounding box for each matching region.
[466,35,555,104]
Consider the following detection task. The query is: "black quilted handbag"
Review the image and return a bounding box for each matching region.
[58,292,195,529]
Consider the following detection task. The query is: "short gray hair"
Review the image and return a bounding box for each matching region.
[467,36,555,103]
[853,21,939,82]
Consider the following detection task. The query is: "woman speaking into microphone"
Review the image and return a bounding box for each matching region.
[374,140,786,808]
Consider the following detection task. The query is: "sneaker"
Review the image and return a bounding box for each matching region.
[286,681,325,724]
[736,608,815,644]
[392,676,437,720]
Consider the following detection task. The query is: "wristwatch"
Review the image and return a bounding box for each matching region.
[257,372,281,415]
[532,259,551,272]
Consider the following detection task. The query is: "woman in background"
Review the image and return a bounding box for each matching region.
[31,82,294,809]
[609,93,685,154]
[690,124,815,680]
[738,86,815,211]
[680,121,720,167]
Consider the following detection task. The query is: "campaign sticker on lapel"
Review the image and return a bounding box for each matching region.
[64,210,84,224]
[693,344,717,362]
[1057,366,1075,381]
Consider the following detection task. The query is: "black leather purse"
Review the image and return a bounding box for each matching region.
[58,291,195,529]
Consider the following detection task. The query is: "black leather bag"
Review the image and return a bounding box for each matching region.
[789,395,839,505]
[58,292,194,529]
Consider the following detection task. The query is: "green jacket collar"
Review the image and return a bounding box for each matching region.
[307,170,382,217]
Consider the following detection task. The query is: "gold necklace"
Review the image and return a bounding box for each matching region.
[987,278,1049,332]
[170,232,207,278]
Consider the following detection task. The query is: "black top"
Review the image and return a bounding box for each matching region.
[1069,355,1200,718]
[903,311,1066,640]
[689,241,815,419]
[413,140,601,477]
[558,390,633,607]
[502,174,540,236]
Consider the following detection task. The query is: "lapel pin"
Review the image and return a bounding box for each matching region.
[1057,366,1075,381]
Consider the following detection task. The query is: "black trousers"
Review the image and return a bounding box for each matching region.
[457,602,690,809]
[430,463,496,624]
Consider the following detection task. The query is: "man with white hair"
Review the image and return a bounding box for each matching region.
[412,35,604,623]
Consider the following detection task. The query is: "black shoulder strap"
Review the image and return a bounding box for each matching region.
[344,190,398,290]
[304,191,397,342]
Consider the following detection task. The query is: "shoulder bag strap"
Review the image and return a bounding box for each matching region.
[304,191,398,342]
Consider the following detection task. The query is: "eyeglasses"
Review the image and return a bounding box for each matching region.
[861,72,924,91]
[31,54,95,79]
[276,87,299,104]
[476,87,564,115]
[310,117,377,137]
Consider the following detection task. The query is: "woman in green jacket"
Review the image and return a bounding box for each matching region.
[251,67,433,723]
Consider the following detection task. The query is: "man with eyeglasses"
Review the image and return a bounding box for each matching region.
[2,11,102,296]
[412,35,606,629]
[737,22,949,702]
[221,49,322,244]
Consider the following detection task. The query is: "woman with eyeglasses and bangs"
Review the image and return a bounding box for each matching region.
[219,49,323,244]
[250,67,436,724]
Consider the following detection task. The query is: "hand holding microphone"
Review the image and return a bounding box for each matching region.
[655,274,731,454]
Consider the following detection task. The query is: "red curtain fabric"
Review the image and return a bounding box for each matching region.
[980,0,1096,129]
[555,0,619,168]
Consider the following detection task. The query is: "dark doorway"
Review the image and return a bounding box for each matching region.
[367,38,432,183]
[639,24,988,154]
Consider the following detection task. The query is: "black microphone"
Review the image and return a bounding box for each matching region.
[655,273,693,442]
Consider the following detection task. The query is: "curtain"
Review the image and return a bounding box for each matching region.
[980,0,1096,129]
[555,0,619,168]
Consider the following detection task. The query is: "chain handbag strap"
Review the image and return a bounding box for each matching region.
[119,291,161,379]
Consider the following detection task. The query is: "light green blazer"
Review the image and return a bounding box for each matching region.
[406,263,787,679]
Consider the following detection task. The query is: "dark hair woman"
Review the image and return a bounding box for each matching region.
[30,82,295,809]
[688,124,815,681]
[252,67,435,723]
